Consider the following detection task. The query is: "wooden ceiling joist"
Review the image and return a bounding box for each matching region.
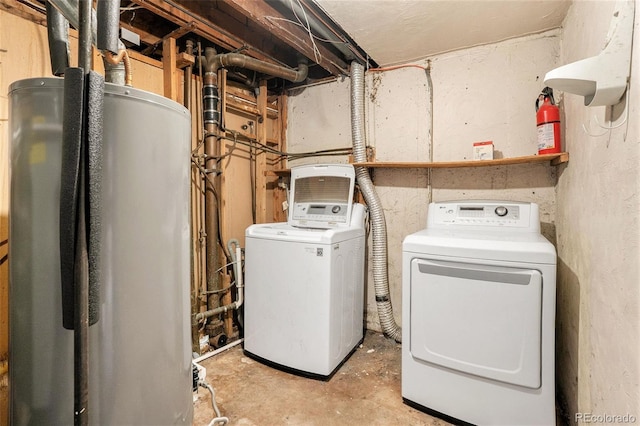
[219,0,348,76]
[141,21,197,55]
[131,0,290,66]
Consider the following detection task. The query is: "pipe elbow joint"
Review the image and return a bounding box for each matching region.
[292,59,309,83]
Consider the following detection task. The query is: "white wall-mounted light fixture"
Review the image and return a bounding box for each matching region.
[544,0,635,107]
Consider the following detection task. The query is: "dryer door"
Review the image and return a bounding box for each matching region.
[410,258,542,388]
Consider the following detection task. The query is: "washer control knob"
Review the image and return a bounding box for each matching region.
[495,206,508,217]
[331,205,341,214]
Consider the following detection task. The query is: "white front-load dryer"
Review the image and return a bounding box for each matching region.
[402,201,556,426]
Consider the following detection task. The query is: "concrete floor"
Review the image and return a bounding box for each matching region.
[193,330,451,426]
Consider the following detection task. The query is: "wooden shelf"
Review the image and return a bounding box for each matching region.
[264,153,568,176]
[352,152,569,169]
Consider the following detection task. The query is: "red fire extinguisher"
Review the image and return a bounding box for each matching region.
[535,87,561,155]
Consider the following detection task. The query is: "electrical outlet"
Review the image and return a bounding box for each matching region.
[193,361,207,383]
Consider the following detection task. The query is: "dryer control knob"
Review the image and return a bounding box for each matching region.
[495,206,508,217]
[332,205,341,214]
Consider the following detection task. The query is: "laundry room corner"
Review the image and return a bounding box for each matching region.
[554,0,640,421]
[286,29,564,335]
[2,0,639,424]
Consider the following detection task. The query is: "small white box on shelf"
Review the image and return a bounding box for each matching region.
[473,141,494,160]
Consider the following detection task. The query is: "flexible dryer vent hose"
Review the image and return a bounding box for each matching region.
[350,61,401,342]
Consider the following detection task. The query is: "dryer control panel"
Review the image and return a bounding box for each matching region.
[427,201,540,232]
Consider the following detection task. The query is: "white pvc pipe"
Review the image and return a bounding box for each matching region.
[194,338,244,363]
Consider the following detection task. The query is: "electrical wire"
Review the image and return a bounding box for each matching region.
[211,132,352,160]
[264,15,350,46]
[191,159,232,272]
[368,64,429,72]
[198,381,229,426]
[288,0,322,64]
[202,281,236,295]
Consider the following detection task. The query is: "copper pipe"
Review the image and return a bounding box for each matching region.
[103,49,133,87]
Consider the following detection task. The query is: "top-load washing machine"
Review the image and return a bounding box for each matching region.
[402,200,556,425]
[244,164,366,378]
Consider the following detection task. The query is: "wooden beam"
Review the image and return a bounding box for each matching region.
[162,37,178,101]
[0,0,47,26]
[131,0,279,66]
[352,153,570,169]
[128,49,163,69]
[176,0,301,69]
[220,0,347,75]
[176,52,195,69]
[141,21,197,55]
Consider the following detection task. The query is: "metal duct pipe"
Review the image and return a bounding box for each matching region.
[96,0,120,54]
[350,61,401,342]
[48,0,97,43]
[45,1,70,76]
[48,0,129,86]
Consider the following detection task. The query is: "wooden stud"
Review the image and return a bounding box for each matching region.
[162,37,178,101]
[176,52,196,69]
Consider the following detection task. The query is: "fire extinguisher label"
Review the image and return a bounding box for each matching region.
[537,123,555,151]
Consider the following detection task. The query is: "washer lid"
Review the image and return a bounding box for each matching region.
[403,228,557,264]
[246,222,363,244]
[288,164,355,229]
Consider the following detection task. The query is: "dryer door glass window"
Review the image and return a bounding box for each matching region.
[410,258,542,389]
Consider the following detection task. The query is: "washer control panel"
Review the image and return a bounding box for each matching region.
[292,202,349,223]
[427,201,539,231]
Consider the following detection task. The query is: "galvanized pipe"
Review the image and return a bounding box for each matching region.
[198,48,308,316]
[202,48,221,313]
[214,53,308,83]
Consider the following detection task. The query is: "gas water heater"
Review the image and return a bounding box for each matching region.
[8,78,193,424]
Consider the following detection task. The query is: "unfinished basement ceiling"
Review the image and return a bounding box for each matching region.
[314,0,573,66]
[9,0,572,89]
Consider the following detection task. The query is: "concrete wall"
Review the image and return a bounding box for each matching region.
[287,30,561,331]
[555,1,640,422]
[288,1,640,420]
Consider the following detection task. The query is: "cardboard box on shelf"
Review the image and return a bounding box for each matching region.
[473,141,494,160]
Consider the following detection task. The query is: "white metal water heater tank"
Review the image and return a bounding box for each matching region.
[8,78,193,424]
